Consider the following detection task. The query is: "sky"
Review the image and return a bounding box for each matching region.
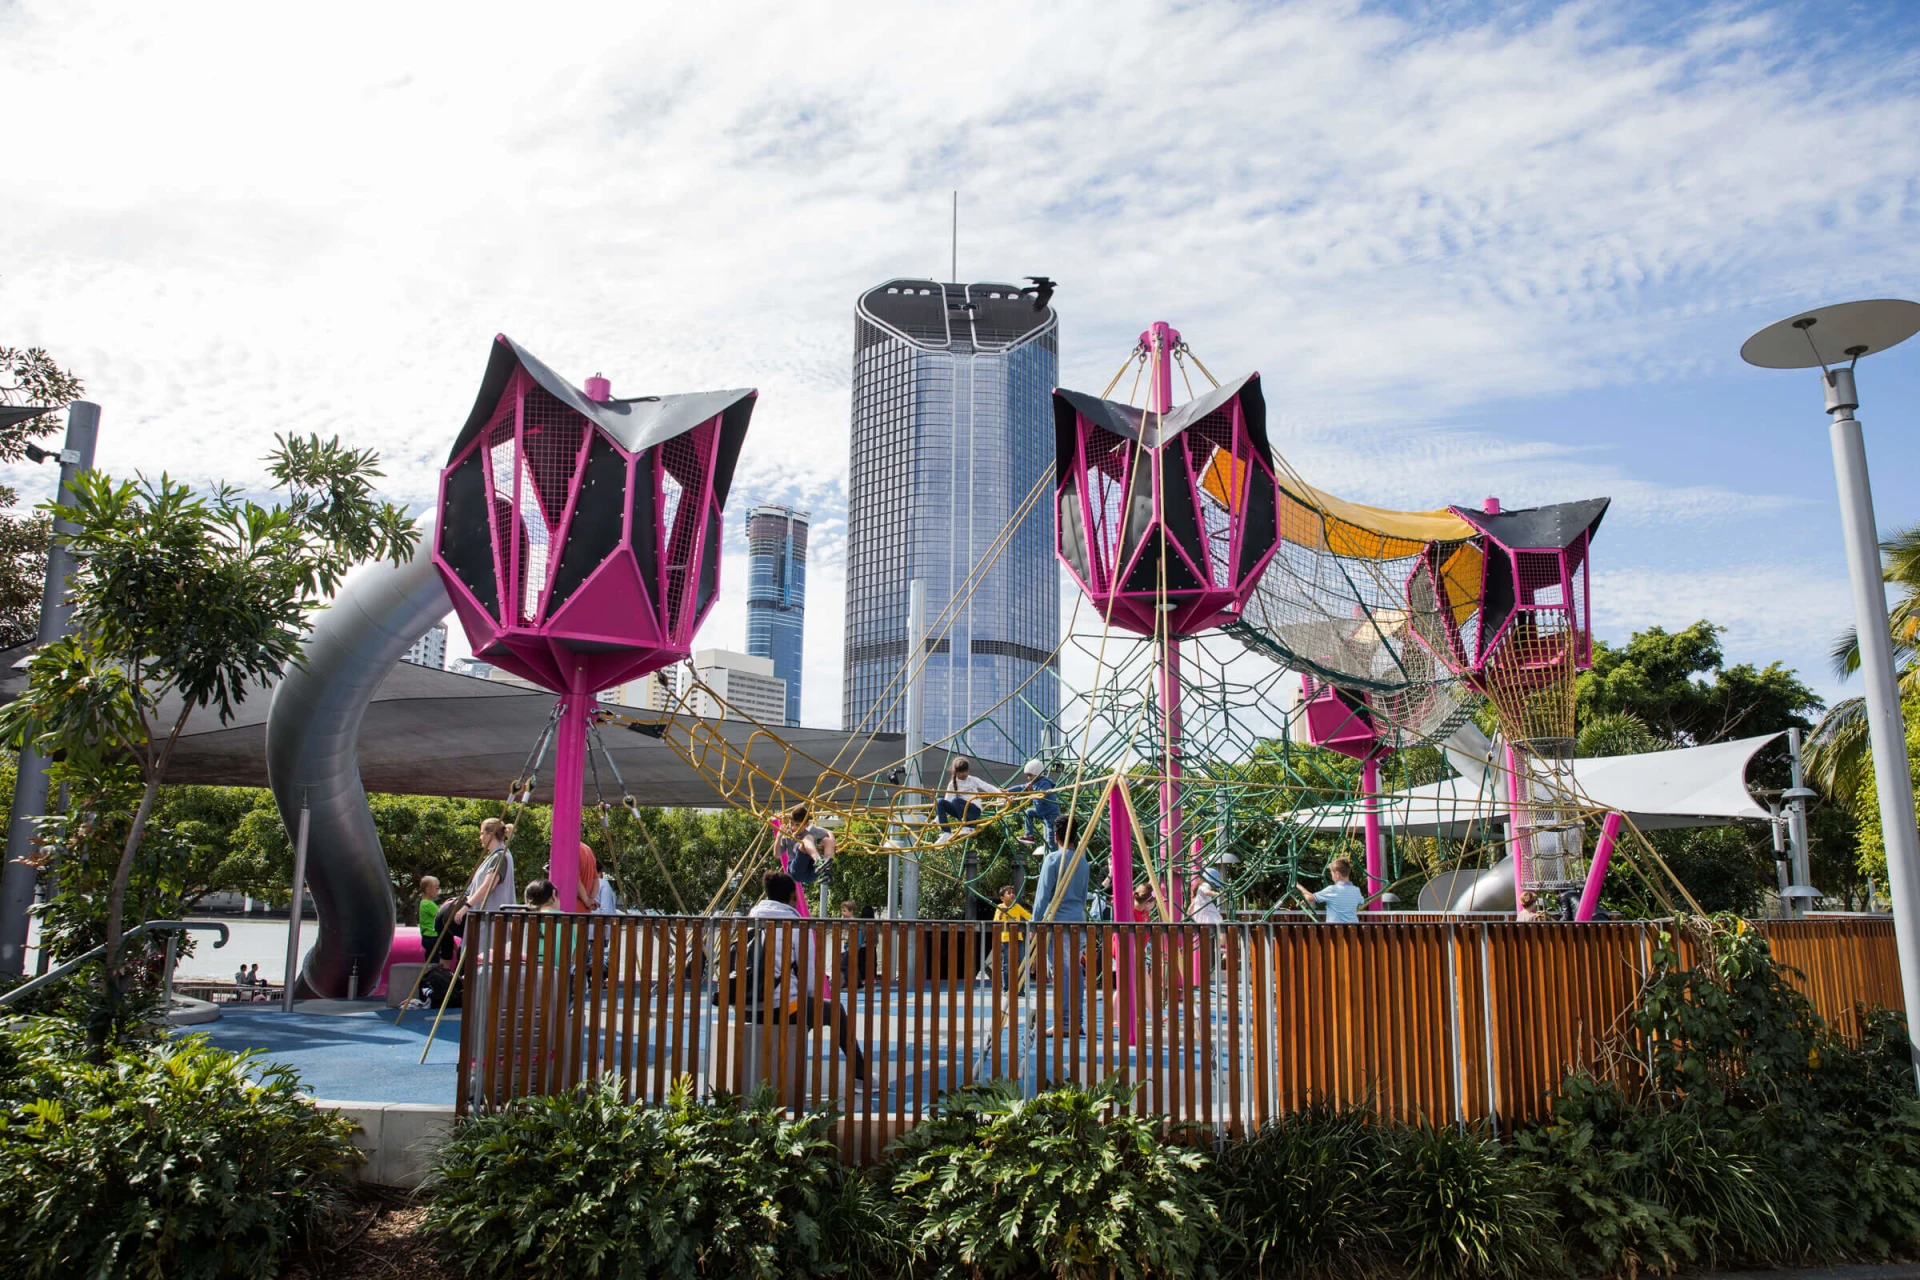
[5,0,1920,731]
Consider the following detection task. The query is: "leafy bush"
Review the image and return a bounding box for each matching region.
[425,1076,886,1279]
[1520,918,1920,1275]
[0,1018,361,1279]
[1382,1122,1562,1280]
[888,1075,1219,1280]
[1210,1100,1390,1278]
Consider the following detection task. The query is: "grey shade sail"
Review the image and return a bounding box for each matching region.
[0,406,58,432]
[0,656,971,808]
[1291,732,1781,838]
[446,334,756,470]
[1452,497,1610,551]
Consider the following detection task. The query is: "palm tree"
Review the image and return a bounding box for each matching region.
[1805,524,1920,805]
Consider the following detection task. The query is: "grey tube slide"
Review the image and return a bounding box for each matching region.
[266,542,451,998]
[1438,722,1517,912]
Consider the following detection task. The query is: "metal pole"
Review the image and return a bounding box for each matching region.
[1785,727,1816,910]
[900,580,926,922]
[1362,753,1385,911]
[0,401,99,976]
[281,799,310,1011]
[161,931,178,1018]
[1769,802,1791,913]
[1822,365,1920,1085]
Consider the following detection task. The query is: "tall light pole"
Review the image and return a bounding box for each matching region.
[0,401,101,977]
[1743,298,1920,1086]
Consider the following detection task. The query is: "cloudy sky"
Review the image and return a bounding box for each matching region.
[6,0,1920,729]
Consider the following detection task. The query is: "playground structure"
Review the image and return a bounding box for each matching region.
[266,318,1727,999]
[433,335,756,914]
[596,323,1653,934]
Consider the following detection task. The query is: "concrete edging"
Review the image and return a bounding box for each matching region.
[311,1097,457,1188]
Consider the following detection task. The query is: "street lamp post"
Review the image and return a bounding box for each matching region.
[1743,298,1920,1087]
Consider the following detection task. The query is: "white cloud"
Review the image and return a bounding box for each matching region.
[4,0,1916,726]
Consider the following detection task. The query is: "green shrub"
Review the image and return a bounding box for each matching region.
[1210,1100,1390,1278]
[425,1075,882,1279]
[0,1017,361,1280]
[1380,1122,1563,1280]
[888,1075,1219,1280]
[1519,921,1920,1276]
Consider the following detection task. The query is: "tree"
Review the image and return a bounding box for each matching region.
[0,344,83,647]
[1577,622,1820,747]
[0,436,415,1001]
[1805,523,1920,809]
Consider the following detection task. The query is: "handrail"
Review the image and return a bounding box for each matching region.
[0,919,230,1008]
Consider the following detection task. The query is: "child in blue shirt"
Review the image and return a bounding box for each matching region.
[1299,857,1365,923]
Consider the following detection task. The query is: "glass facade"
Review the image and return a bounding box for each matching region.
[745,505,807,726]
[843,280,1060,761]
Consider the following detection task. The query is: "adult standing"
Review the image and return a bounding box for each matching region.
[447,819,516,940]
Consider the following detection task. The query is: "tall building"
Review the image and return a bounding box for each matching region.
[404,621,448,669]
[612,669,679,713]
[745,505,808,725]
[844,279,1059,761]
[682,648,787,724]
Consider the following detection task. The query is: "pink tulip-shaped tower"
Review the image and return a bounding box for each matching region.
[1054,323,1279,922]
[1407,495,1611,916]
[435,335,755,910]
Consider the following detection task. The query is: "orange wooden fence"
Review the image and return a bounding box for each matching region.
[454,912,1901,1159]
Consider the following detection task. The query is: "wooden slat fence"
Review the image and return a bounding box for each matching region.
[455,912,1901,1159]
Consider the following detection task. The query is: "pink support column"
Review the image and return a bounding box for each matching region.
[1160,632,1184,918]
[1575,812,1622,922]
[1505,743,1532,909]
[548,674,591,914]
[1362,753,1385,911]
[1146,320,1184,921]
[1109,785,1137,1045]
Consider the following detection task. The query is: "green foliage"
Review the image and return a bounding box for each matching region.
[888,1076,1219,1280]
[0,433,416,998]
[1577,622,1821,748]
[0,342,81,646]
[1210,1100,1392,1278]
[1520,920,1920,1274]
[1383,1123,1562,1280]
[0,1019,360,1279]
[425,1076,886,1279]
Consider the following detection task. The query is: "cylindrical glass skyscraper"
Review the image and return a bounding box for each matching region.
[843,279,1059,761]
[746,504,807,726]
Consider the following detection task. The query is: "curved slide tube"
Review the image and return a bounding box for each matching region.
[266,543,452,998]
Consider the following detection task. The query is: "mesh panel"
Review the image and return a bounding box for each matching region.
[484,379,521,620]
[1185,413,1240,589]
[659,421,715,638]
[1084,426,1130,590]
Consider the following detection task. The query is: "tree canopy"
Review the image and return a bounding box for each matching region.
[1576,621,1821,748]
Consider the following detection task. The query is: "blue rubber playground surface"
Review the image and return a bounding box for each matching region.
[194,1003,463,1105]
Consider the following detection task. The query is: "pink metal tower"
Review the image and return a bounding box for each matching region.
[1407,495,1611,916]
[435,335,755,911]
[1054,324,1279,921]
[1297,676,1394,911]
